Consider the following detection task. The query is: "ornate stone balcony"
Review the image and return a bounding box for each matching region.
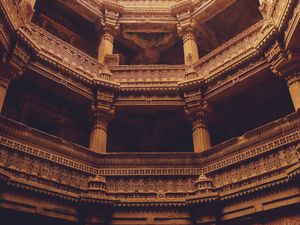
[1,0,296,97]
[109,64,187,91]
[0,112,299,204]
[22,24,108,81]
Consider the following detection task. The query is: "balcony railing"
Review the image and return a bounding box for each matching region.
[0,112,299,201]
[0,111,299,171]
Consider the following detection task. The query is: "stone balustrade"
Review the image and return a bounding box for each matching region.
[0,112,299,201]
[1,111,299,172]
[194,21,263,80]
[109,64,187,90]
[24,24,108,81]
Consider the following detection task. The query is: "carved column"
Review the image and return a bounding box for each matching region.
[182,30,199,65]
[97,32,115,64]
[287,74,300,111]
[97,3,121,64]
[89,111,113,153]
[0,76,10,112]
[190,110,211,153]
[175,5,199,65]
[89,89,115,153]
[184,88,211,153]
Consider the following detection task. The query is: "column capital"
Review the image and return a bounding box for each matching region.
[100,32,115,44]
[184,100,212,127]
[185,105,211,130]
[89,88,116,127]
[181,28,197,44]
[89,109,115,131]
[96,4,121,36]
[175,5,195,36]
[183,88,209,115]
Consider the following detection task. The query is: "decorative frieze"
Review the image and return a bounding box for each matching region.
[1,135,299,200]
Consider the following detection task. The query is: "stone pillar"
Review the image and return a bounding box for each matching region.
[89,111,111,153]
[98,32,114,64]
[0,76,10,113]
[182,30,199,65]
[184,88,211,153]
[191,112,211,153]
[89,88,115,153]
[287,74,300,111]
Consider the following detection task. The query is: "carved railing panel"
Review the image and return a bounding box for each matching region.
[0,117,96,167]
[20,23,110,83]
[0,112,299,201]
[193,21,263,80]
[109,64,187,90]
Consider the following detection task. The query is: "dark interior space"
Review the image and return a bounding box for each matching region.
[114,37,184,65]
[114,40,137,65]
[107,109,193,152]
[33,0,99,58]
[0,208,76,225]
[208,74,294,145]
[2,78,90,147]
[159,40,184,65]
[197,0,262,56]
